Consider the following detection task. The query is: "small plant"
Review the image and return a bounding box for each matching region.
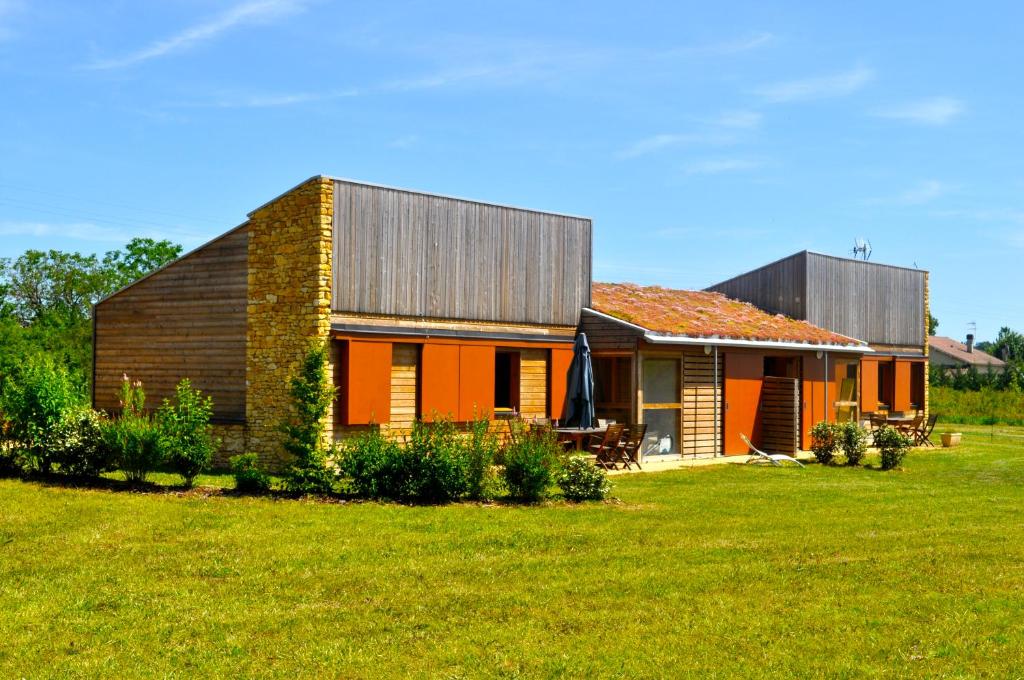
[52,407,113,478]
[103,376,162,484]
[875,425,912,471]
[838,421,869,466]
[337,427,405,499]
[809,421,840,465]
[502,429,560,502]
[157,379,219,487]
[280,342,337,495]
[230,453,272,494]
[402,418,470,503]
[557,456,610,502]
[465,415,502,501]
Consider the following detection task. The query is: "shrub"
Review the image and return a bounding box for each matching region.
[230,453,272,494]
[280,342,337,495]
[465,415,502,501]
[837,422,869,466]
[402,418,471,503]
[103,377,162,484]
[875,425,912,471]
[337,427,405,498]
[51,407,113,478]
[502,429,560,502]
[557,456,610,502]
[0,356,84,474]
[809,421,840,465]
[157,379,219,487]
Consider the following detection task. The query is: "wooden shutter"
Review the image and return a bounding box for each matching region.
[893,360,913,411]
[458,345,495,421]
[548,348,574,420]
[344,340,392,425]
[724,353,763,455]
[860,358,879,413]
[421,343,460,421]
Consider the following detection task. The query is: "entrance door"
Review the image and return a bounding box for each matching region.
[723,353,763,455]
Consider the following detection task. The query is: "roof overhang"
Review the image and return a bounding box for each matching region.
[583,308,872,354]
[330,322,575,344]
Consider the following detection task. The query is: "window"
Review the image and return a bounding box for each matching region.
[642,358,681,456]
[877,361,894,410]
[910,362,925,409]
[494,350,520,412]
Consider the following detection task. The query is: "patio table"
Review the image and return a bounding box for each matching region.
[553,427,607,452]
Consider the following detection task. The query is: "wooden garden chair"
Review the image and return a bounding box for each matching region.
[588,424,625,470]
[914,414,938,447]
[620,424,646,470]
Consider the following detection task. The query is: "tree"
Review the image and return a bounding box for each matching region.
[101,238,182,293]
[928,312,939,336]
[991,327,1024,362]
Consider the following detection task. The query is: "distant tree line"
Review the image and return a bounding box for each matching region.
[930,326,1024,392]
[0,238,183,389]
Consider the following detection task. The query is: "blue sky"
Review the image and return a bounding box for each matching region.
[1,1,1021,341]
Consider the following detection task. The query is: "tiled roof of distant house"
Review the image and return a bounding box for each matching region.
[929,336,1006,368]
[590,282,865,346]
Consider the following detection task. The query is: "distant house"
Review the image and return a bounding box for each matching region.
[929,334,1005,373]
[707,251,929,419]
[582,283,869,456]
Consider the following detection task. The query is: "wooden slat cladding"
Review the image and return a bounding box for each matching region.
[805,253,925,348]
[332,181,591,327]
[390,344,420,432]
[94,225,248,421]
[760,377,799,454]
[519,348,548,418]
[681,351,722,457]
[579,311,641,351]
[706,252,807,320]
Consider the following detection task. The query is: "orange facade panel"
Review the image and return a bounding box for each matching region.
[420,343,460,421]
[458,345,495,421]
[893,360,913,412]
[549,348,574,421]
[801,354,831,450]
[860,358,879,413]
[345,340,393,425]
[724,352,764,455]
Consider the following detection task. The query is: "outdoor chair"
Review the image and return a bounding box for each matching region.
[914,414,938,447]
[868,413,887,445]
[740,434,805,468]
[588,424,626,470]
[620,424,646,470]
[897,414,924,439]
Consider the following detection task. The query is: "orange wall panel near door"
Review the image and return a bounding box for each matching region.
[860,358,879,413]
[801,355,830,450]
[893,360,913,411]
[724,352,764,455]
[345,340,393,425]
[549,348,574,420]
[421,343,460,421]
[458,345,495,421]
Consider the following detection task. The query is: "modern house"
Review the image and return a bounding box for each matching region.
[582,283,869,457]
[94,176,591,468]
[929,334,1005,373]
[707,251,929,423]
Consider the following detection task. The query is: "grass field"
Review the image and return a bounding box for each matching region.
[3,426,1024,678]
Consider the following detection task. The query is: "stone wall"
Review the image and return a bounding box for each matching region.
[211,422,247,468]
[245,177,334,470]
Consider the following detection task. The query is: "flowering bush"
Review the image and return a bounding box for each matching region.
[103,376,162,484]
[875,425,912,471]
[557,456,610,502]
[809,421,840,465]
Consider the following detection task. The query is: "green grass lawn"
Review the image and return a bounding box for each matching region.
[4,428,1024,678]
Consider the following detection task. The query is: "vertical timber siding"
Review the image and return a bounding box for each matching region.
[93,225,248,421]
[519,348,548,418]
[681,351,722,457]
[706,252,807,320]
[332,180,591,326]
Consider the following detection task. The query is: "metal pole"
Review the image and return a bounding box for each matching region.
[824,351,829,422]
[714,345,720,457]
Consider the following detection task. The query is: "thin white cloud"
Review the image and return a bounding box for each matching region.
[897,180,949,205]
[712,110,762,129]
[388,134,418,149]
[872,97,965,126]
[0,0,23,41]
[755,65,874,103]
[616,133,733,160]
[683,158,763,175]
[678,32,776,56]
[654,225,770,238]
[83,0,305,70]
[0,221,207,245]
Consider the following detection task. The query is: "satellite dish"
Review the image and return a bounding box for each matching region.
[852,237,872,261]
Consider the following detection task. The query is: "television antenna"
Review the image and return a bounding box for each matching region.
[851,237,872,261]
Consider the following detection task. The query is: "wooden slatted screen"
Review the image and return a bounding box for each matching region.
[760,377,799,454]
[682,352,722,457]
[519,348,547,418]
[389,344,419,431]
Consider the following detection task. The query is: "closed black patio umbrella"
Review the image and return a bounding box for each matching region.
[564,333,595,429]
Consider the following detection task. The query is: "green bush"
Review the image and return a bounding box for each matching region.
[502,429,560,502]
[465,415,502,501]
[875,425,912,471]
[0,356,84,474]
[809,421,840,465]
[337,427,405,499]
[157,379,219,487]
[557,456,610,502]
[280,342,337,495]
[103,377,162,484]
[230,453,272,494]
[930,386,1024,426]
[52,407,113,478]
[402,418,470,503]
[838,422,869,466]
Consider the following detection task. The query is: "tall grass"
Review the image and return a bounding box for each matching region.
[930,386,1024,426]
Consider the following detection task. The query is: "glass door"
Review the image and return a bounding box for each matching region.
[642,358,681,456]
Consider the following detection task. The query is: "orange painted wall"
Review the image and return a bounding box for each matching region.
[860,358,879,412]
[458,345,495,420]
[893,360,913,411]
[421,343,460,420]
[723,352,764,455]
[345,340,392,424]
[549,348,574,421]
[800,355,831,449]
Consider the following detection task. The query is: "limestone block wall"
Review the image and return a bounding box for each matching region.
[245,177,334,469]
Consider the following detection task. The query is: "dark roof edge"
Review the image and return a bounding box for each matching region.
[331,323,576,344]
